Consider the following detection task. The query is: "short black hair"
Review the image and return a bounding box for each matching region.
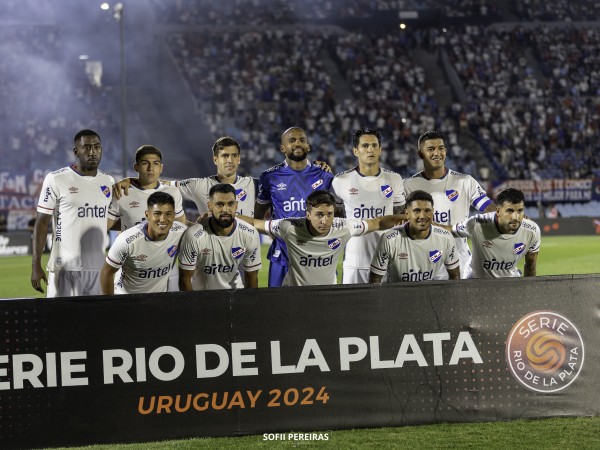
[135,145,162,163]
[306,191,336,211]
[147,192,175,209]
[212,137,240,157]
[353,128,382,148]
[497,188,525,206]
[74,129,100,144]
[405,190,434,208]
[209,183,236,198]
[417,130,445,150]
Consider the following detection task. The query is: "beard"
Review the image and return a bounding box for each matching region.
[214,215,235,228]
[287,150,308,162]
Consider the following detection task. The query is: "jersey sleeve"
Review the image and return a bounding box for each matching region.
[172,189,185,218]
[345,218,368,237]
[469,177,493,212]
[176,178,199,201]
[107,198,121,220]
[443,235,460,270]
[256,172,272,204]
[36,173,57,215]
[242,229,262,272]
[178,228,200,271]
[527,222,542,254]
[105,235,130,269]
[393,176,406,208]
[265,219,286,239]
[453,215,478,238]
[369,233,390,276]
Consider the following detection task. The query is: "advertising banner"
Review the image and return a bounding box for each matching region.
[493,179,594,203]
[0,275,599,448]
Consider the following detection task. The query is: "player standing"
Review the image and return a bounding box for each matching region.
[452,188,540,278]
[404,130,495,279]
[107,145,186,230]
[369,190,459,284]
[100,192,187,294]
[255,127,334,287]
[178,184,262,290]
[31,129,115,297]
[332,128,405,284]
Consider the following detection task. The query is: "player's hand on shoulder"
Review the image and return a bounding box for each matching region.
[196,212,210,226]
[112,177,132,199]
[313,160,332,173]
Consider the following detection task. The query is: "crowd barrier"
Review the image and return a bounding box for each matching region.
[0,274,599,448]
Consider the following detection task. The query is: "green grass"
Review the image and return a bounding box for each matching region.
[3,237,600,448]
[3,236,599,299]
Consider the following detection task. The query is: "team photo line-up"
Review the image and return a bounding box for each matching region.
[30,127,540,297]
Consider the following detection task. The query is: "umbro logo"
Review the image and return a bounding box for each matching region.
[129,201,140,208]
[483,240,493,248]
[131,254,148,261]
[201,248,211,255]
[276,183,287,191]
[398,253,408,259]
[349,188,359,195]
[69,187,79,194]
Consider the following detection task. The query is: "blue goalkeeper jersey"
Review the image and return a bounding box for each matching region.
[257,160,334,266]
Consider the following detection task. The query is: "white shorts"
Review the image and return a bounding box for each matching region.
[47,270,101,298]
[342,268,370,285]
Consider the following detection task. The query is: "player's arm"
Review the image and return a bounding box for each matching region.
[483,203,497,213]
[178,267,194,291]
[244,270,258,289]
[236,215,269,234]
[364,214,404,232]
[111,177,137,200]
[31,212,52,293]
[100,263,119,295]
[107,217,121,231]
[254,201,271,220]
[446,266,460,280]
[524,251,538,277]
[368,271,384,284]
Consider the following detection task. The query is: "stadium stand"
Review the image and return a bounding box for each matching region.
[1,0,599,231]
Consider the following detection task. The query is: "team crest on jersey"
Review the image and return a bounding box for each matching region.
[429,250,442,263]
[483,240,493,248]
[276,183,287,191]
[312,179,323,189]
[100,185,111,198]
[381,185,393,198]
[328,238,341,250]
[446,190,459,202]
[514,243,525,255]
[349,188,359,195]
[167,245,178,258]
[69,187,79,194]
[132,254,148,262]
[235,189,247,202]
[231,247,245,260]
[129,201,140,208]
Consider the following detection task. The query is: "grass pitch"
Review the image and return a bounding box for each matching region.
[2,235,599,298]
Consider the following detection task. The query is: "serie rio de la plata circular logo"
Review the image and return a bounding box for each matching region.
[506,311,584,393]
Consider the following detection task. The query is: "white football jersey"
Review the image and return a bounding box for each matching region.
[370,224,459,282]
[404,169,492,278]
[266,217,368,287]
[178,219,261,290]
[108,182,184,230]
[453,216,541,278]
[332,167,405,271]
[37,166,115,271]
[176,175,256,217]
[106,221,187,294]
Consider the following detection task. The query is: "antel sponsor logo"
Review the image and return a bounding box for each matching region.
[506,311,584,393]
